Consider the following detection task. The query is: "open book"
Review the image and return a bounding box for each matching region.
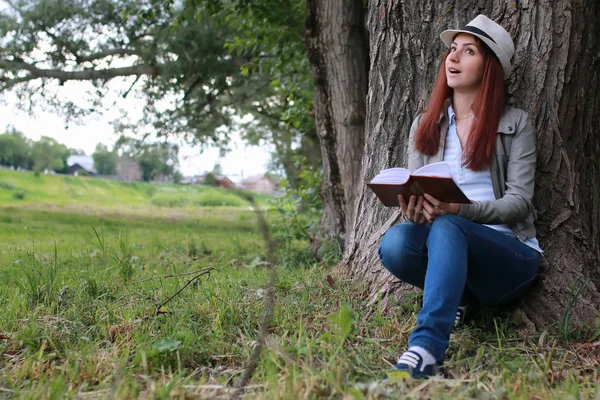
[366,162,471,207]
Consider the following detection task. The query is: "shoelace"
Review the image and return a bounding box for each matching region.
[455,305,468,325]
[455,310,462,324]
[397,351,420,369]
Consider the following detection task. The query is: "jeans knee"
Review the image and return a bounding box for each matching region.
[379,225,408,267]
[379,224,426,286]
[430,214,465,234]
[432,213,460,225]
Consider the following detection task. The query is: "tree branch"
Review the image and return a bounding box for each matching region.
[122,75,141,98]
[183,75,204,100]
[0,59,163,83]
[0,75,34,91]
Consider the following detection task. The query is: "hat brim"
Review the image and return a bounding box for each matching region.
[440,29,512,79]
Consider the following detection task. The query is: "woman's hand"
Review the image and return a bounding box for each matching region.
[422,194,460,223]
[398,195,427,224]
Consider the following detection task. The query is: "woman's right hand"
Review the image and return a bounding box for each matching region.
[398,195,427,224]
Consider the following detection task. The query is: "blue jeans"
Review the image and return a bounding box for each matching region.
[379,214,541,363]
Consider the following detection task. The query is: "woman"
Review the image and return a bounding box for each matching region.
[379,15,542,380]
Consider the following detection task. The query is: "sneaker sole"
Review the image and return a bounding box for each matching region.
[385,369,412,382]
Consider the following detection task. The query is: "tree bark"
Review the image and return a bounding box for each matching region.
[339,0,600,328]
[305,0,369,249]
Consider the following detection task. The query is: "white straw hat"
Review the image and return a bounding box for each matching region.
[440,14,515,79]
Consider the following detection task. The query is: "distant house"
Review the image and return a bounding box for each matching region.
[66,155,96,176]
[216,175,236,189]
[240,175,276,194]
[66,163,95,176]
[115,157,142,182]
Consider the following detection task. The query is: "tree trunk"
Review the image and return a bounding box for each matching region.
[339,0,600,328]
[305,0,369,249]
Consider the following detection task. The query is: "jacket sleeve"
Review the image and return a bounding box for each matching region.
[457,111,536,224]
[407,115,424,172]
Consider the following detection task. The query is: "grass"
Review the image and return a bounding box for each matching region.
[0,170,598,399]
[0,169,271,209]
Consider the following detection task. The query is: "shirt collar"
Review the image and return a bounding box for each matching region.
[447,104,456,125]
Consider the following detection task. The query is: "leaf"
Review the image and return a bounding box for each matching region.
[156,305,168,314]
[328,303,354,339]
[152,339,181,353]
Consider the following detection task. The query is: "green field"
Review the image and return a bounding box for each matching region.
[0,170,597,399]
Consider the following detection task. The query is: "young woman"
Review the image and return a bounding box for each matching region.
[379,15,542,380]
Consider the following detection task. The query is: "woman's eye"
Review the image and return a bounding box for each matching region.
[450,46,456,52]
[466,48,474,55]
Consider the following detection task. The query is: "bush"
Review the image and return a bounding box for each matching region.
[150,189,246,208]
[268,165,324,267]
[195,190,246,207]
[174,171,184,184]
[203,172,217,186]
[12,190,25,200]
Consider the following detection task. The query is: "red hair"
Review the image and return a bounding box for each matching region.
[414,38,505,171]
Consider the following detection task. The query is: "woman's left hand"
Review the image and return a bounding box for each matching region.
[422,194,460,224]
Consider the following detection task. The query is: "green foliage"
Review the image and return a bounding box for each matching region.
[0,131,32,169]
[0,0,257,143]
[199,0,321,188]
[92,143,117,175]
[325,303,355,342]
[0,131,81,173]
[11,190,26,200]
[150,188,248,207]
[560,278,590,340]
[268,160,323,266]
[137,143,178,182]
[203,171,217,186]
[114,137,179,182]
[173,170,184,184]
[13,244,61,308]
[30,136,70,173]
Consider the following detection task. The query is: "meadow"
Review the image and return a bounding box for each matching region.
[0,170,598,399]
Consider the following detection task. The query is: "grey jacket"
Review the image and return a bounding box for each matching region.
[407,106,537,241]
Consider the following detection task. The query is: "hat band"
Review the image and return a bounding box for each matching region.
[461,26,497,44]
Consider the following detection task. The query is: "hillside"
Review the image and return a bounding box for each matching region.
[0,169,269,209]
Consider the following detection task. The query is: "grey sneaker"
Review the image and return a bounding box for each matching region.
[385,350,444,381]
[455,304,469,327]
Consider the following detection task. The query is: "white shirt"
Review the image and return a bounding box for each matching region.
[444,106,542,253]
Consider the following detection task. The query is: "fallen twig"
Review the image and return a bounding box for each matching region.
[153,267,214,316]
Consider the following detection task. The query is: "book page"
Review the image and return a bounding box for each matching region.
[413,161,452,178]
[370,167,410,184]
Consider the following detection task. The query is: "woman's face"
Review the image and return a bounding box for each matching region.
[445,33,485,93]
